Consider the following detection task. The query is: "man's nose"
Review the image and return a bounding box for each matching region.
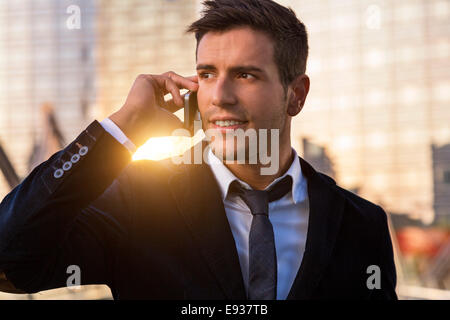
[211,77,237,108]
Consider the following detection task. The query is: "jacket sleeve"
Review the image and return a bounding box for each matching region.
[0,120,133,293]
[371,206,398,300]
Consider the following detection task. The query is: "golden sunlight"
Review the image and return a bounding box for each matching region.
[132,130,205,161]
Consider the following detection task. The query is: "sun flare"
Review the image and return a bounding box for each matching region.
[132,130,205,161]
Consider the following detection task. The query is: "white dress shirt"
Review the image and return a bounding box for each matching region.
[100,118,310,300]
[206,148,309,300]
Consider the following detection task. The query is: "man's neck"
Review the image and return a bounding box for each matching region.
[223,145,294,190]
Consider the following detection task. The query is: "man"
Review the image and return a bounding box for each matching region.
[0,0,397,299]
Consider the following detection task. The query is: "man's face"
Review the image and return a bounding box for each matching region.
[196,27,289,161]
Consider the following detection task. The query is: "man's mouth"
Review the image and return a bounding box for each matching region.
[213,120,247,128]
[210,120,248,132]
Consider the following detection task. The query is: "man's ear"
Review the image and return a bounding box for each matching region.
[287,74,310,117]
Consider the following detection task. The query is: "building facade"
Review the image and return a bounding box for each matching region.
[0,0,97,198]
[432,143,450,225]
[278,0,450,224]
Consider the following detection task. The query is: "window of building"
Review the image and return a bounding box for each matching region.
[443,170,450,184]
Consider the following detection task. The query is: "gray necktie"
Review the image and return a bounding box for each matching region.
[230,175,293,300]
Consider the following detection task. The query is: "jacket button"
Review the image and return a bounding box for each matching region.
[54,169,64,179]
[79,146,88,156]
[62,161,72,171]
[71,154,80,163]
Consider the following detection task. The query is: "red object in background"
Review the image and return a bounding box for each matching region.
[396,227,450,257]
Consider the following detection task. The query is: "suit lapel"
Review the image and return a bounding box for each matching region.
[167,150,345,300]
[287,157,346,299]
[168,158,247,299]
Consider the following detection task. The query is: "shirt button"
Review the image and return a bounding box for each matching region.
[54,169,64,179]
[79,146,88,156]
[71,154,80,163]
[62,161,72,171]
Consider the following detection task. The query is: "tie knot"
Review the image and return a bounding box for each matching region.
[229,175,293,216]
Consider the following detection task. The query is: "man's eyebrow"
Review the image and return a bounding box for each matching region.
[196,64,266,74]
[196,64,216,70]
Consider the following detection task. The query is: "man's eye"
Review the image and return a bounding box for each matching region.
[199,72,213,79]
[239,73,255,79]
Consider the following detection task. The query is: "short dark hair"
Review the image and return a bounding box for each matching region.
[186,0,308,91]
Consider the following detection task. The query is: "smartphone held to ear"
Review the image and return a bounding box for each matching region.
[184,91,199,135]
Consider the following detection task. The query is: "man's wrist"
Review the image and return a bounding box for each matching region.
[100,117,137,153]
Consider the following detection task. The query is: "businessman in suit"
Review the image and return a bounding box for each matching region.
[0,0,397,299]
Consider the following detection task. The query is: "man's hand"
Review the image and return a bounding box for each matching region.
[109,72,199,147]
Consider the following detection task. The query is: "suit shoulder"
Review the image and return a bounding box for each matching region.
[317,172,337,185]
[340,186,386,222]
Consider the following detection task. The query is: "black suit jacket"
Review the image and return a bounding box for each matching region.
[0,120,397,299]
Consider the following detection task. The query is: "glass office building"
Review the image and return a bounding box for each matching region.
[278,0,449,224]
[0,0,97,199]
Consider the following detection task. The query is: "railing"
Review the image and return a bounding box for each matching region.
[0,285,113,300]
[2,284,450,300]
[397,285,450,300]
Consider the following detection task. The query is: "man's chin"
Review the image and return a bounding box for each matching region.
[209,140,245,163]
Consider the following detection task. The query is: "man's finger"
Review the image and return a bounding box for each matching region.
[150,73,198,98]
[185,75,199,83]
[163,92,188,113]
[163,77,184,108]
[146,73,198,112]
[166,72,199,92]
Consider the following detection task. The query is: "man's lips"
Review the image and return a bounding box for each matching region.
[209,116,246,122]
[209,119,249,131]
[210,123,247,129]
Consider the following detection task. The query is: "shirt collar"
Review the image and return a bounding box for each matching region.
[207,147,307,204]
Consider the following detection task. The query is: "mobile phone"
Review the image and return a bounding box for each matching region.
[184,91,199,135]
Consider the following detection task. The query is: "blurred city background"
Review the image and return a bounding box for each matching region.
[0,0,448,300]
